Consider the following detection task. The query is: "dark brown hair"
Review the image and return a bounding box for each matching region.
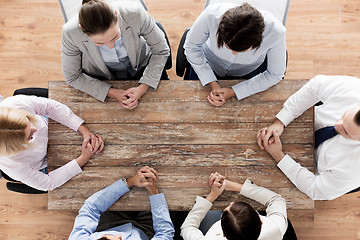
[354,109,360,126]
[97,237,109,240]
[217,3,265,52]
[221,202,261,240]
[79,0,117,36]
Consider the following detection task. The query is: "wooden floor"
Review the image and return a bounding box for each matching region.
[0,0,360,239]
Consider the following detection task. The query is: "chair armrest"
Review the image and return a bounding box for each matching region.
[155,21,172,70]
[176,28,191,78]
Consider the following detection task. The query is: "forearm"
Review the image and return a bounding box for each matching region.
[150,193,175,240]
[277,155,331,200]
[138,7,169,90]
[181,196,212,239]
[19,159,82,191]
[232,70,282,100]
[225,180,243,192]
[276,76,325,126]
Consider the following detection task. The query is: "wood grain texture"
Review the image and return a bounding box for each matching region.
[48,144,314,167]
[48,122,313,145]
[49,186,313,211]
[47,79,314,211]
[48,79,310,103]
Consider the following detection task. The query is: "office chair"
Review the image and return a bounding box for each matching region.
[57,0,172,70]
[0,87,49,194]
[176,0,291,79]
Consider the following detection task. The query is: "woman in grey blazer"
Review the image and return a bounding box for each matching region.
[61,0,170,109]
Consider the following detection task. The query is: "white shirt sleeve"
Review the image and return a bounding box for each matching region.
[276,75,329,126]
[2,95,84,131]
[180,196,213,240]
[240,179,288,238]
[184,7,218,86]
[18,159,82,191]
[232,31,287,100]
[277,154,352,200]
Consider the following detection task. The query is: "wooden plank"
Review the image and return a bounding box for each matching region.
[49,79,309,103]
[48,144,314,167]
[50,101,313,124]
[48,187,313,211]
[49,166,310,189]
[48,122,313,145]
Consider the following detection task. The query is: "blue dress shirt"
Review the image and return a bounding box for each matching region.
[98,37,137,79]
[68,179,174,240]
[184,3,287,100]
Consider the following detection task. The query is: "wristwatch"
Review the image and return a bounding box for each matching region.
[122,177,130,189]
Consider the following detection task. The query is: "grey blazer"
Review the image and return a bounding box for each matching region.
[61,2,170,102]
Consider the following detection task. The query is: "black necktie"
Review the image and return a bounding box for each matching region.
[315,126,338,149]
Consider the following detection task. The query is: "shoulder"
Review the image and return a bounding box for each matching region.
[310,75,360,88]
[203,3,238,18]
[62,15,86,41]
[261,11,286,37]
[114,1,146,17]
[62,14,80,32]
[1,95,32,108]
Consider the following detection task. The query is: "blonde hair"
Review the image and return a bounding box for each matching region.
[0,107,37,155]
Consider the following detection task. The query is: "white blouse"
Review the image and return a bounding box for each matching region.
[0,95,84,191]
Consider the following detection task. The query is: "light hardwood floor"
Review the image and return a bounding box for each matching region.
[0,0,360,239]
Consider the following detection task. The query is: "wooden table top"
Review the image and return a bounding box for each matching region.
[48,79,314,211]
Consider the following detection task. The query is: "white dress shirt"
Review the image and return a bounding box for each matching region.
[180,179,287,240]
[276,75,360,200]
[184,3,287,100]
[0,95,84,191]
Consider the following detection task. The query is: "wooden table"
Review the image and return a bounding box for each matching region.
[48,79,314,211]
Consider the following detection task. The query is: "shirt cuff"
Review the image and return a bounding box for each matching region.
[231,84,247,100]
[150,193,167,208]
[239,179,253,196]
[71,117,85,132]
[195,196,213,209]
[275,108,293,127]
[138,78,159,90]
[277,154,297,174]
[114,179,131,194]
[69,159,83,175]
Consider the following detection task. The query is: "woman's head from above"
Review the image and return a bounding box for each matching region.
[0,107,37,156]
[221,202,262,240]
[217,3,265,54]
[79,0,120,49]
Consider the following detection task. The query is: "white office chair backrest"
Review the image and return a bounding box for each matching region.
[58,0,148,23]
[203,0,291,26]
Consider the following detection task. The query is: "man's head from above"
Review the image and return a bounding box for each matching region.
[221,202,262,240]
[98,234,122,240]
[217,3,265,54]
[335,105,360,141]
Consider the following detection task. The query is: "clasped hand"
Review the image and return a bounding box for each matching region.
[207,82,235,107]
[109,84,149,110]
[256,120,286,163]
[127,166,159,195]
[206,172,227,202]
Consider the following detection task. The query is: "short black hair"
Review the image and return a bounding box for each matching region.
[97,237,109,240]
[354,109,360,126]
[221,202,261,240]
[217,3,265,52]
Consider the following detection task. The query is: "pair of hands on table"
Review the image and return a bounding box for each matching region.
[127,166,160,195]
[207,81,235,107]
[76,124,105,167]
[256,119,286,163]
[206,172,243,203]
[108,84,149,110]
